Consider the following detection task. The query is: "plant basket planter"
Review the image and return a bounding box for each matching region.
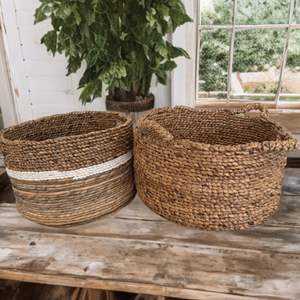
[106,95,155,112]
[134,104,297,231]
[0,111,135,226]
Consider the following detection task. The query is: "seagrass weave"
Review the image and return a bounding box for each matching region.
[134,104,297,230]
[0,111,135,226]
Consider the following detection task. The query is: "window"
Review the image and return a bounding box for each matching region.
[197,0,300,109]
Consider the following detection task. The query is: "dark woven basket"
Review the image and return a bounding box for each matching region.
[134,104,297,230]
[106,95,155,112]
[0,111,135,226]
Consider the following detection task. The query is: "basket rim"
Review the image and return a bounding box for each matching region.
[137,105,298,153]
[0,110,132,146]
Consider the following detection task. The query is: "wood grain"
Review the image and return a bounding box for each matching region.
[0,169,299,299]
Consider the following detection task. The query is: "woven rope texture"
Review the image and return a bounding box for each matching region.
[0,111,135,226]
[134,104,297,230]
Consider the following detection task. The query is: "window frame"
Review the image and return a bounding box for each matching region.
[171,0,300,133]
[171,0,199,107]
[197,0,300,106]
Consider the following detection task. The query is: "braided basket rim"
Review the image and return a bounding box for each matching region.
[0,111,132,147]
[137,105,298,153]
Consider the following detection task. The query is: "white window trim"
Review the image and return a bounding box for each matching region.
[0,7,18,127]
[171,0,199,107]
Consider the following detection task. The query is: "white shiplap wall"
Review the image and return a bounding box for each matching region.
[0,0,171,123]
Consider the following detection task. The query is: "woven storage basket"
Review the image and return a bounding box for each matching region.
[0,111,135,226]
[134,104,297,230]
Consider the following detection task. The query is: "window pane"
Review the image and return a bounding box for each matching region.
[198,30,230,99]
[237,0,290,25]
[232,29,285,101]
[279,30,300,102]
[200,0,232,25]
[294,0,300,23]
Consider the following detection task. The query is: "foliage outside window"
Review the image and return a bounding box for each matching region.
[199,0,300,100]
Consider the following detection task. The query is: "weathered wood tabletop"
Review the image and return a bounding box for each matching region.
[0,169,299,300]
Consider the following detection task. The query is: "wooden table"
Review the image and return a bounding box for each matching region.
[0,170,299,300]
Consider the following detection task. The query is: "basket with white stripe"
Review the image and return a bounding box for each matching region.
[0,111,135,226]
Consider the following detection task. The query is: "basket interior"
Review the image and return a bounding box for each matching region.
[3,112,126,142]
[149,109,286,146]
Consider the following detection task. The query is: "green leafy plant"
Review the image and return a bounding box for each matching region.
[35,0,192,103]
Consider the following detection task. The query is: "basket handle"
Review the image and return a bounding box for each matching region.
[136,119,174,144]
[232,104,268,118]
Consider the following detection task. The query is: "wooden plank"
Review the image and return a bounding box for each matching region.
[0,170,299,299]
[0,227,298,299]
[0,197,299,298]
[0,271,262,300]
[0,195,299,253]
[199,24,300,31]
[196,100,300,109]
[196,103,300,133]
[267,112,300,134]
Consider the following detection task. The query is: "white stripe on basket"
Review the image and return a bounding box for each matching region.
[6,151,132,181]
